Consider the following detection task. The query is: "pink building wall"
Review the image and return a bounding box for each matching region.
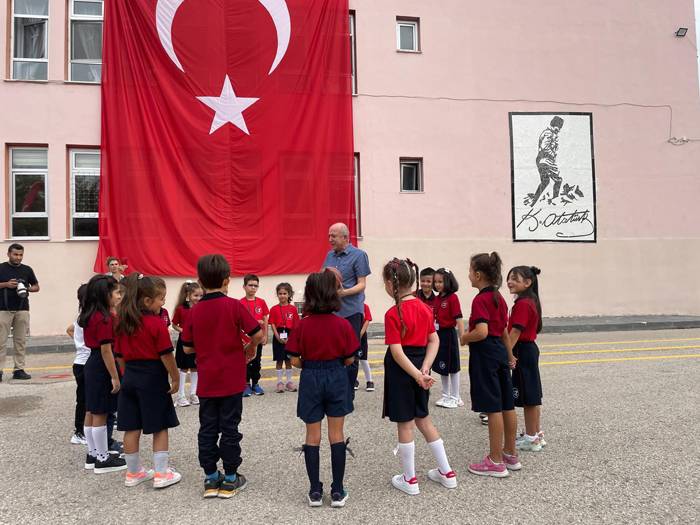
[0,1,699,334]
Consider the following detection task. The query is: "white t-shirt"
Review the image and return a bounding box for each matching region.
[73,321,91,365]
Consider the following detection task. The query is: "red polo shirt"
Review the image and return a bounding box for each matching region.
[286,314,358,361]
[269,304,299,329]
[182,292,261,397]
[159,307,171,327]
[468,287,509,336]
[363,303,372,323]
[239,297,269,322]
[171,304,191,328]
[435,293,462,329]
[384,298,435,347]
[115,312,174,361]
[83,311,114,350]
[508,297,539,342]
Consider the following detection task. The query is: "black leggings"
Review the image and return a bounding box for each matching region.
[73,364,86,434]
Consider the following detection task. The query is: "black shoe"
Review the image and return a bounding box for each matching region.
[218,473,247,498]
[12,369,31,380]
[331,490,348,508]
[307,490,323,507]
[203,472,224,498]
[366,381,375,392]
[0,371,3,382]
[84,454,97,470]
[94,454,127,474]
[108,440,124,455]
[353,381,359,391]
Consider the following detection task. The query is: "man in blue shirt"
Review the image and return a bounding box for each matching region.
[322,223,371,395]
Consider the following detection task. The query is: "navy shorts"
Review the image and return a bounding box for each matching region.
[358,333,369,360]
[175,335,196,370]
[512,341,543,407]
[297,360,353,424]
[272,329,292,362]
[468,336,515,413]
[383,346,430,422]
[84,349,118,415]
[117,360,179,434]
[432,328,460,376]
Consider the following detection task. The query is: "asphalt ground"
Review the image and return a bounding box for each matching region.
[1,329,699,524]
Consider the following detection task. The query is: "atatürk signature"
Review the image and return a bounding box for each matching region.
[516,207,594,238]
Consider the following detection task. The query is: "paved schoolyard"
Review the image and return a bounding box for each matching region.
[1,329,699,524]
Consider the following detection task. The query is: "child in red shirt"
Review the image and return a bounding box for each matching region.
[115,274,181,489]
[182,255,263,499]
[240,274,269,396]
[287,269,358,508]
[172,280,204,407]
[269,282,300,393]
[382,258,457,496]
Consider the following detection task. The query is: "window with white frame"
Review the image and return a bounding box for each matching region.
[70,149,100,238]
[353,152,361,235]
[400,158,423,192]
[70,0,104,82]
[11,0,49,80]
[10,148,48,237]
[396,18,419,52]
[349,12,357,95]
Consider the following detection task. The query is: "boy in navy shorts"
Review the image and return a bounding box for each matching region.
[182,255,263,499]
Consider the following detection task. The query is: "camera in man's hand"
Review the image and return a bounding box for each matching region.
[15,279,29,299]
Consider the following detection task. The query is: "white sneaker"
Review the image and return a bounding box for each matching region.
[427,468,457,489]
[516,436,543,452]
[176,395,190,407]
[190,394,200,405]
[391,474,419,495]
[454,397,464,407]
[537,431,547,447]
[153,467,182,489]
[442,397,458,409]
[70,433,87,445]
[435,396,449,408]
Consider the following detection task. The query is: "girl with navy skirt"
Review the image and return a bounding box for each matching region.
[115,274,181,489]
[172,280,203,407]
[460,252,520,478]
[79,274,126,474]
[382,258,457,496]
[431,268,464,409]
[287,270,358,508]
[505,265,546,452]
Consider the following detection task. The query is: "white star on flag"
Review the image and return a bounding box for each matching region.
[196,75,259,135]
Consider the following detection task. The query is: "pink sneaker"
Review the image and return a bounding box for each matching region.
[502,451,522,471]
[276,382,285,393]
[125,468,154,487]
[153,468,182,489]
[285,381,297,392]
[467,455,509,478]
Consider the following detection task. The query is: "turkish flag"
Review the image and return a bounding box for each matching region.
[95,0,355,276]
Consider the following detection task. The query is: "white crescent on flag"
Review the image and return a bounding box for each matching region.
[155,0,291,75]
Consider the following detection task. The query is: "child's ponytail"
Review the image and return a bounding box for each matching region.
[471,251,504,307]
[117,274,166,336]
[382,258,417,338]
[508,265,543,333]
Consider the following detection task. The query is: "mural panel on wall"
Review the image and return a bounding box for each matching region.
[510,112,597,242]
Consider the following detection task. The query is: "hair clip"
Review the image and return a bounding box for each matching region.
[137,273,144,280]
[185,280,195,284]
[443,267,452,274]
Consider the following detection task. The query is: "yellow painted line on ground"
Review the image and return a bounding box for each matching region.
[540,354,700,366]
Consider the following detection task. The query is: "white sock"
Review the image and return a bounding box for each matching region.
[178,371,187,397]
[427,438,452,474]
[526,433,539,441]
[84,426,96,456]
[124,452,141,474]
[441,375,450,398]
[276,369,284,382]
[93,425,109,461]
[285,368,293,382]
[153,451,168,474]
[360,360,373,382]
[449,372,460,400]
[190,371,198,395]
[397,441,416,480]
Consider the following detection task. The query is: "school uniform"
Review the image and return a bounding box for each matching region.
[72,321,90,434]
[383,299,435,423]
[431,293,462,376]
[269,304,299,363]
[83,311,118,415]
[509,297,543,407]
[181,292,261,476]
[172,304,196,370]
[358,303,372,360]
[114,312,179,434]
[240,297,269,385]
[467,287,514,413]
[159,308,171,327]
[286,314,358,424]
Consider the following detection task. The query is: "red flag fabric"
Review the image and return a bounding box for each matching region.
[95,0,355,276]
